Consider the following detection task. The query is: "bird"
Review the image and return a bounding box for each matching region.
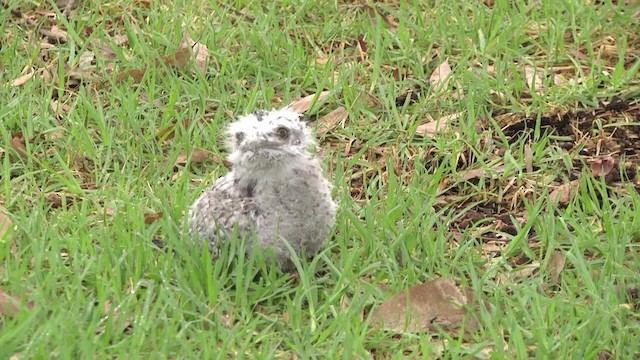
[187,107,338,271]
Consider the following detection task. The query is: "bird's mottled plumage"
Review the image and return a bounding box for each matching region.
[188,108,337,271]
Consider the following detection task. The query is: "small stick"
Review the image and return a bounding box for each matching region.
[62,0,77,18]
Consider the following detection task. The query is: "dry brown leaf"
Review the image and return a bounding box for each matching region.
[589,156,615,176]
[161,46,192,70]
[78,51,95,68]
[0,289,34,318]
[46,193,79,209]
[10,132,28,159]
[189,148,215,164]
[512,262,540,281]
[496,262,540,285]
[524,142,533,173]
[316,107,348,135]
[524,66,544,94]
[11,70,35,87]
[116,69,146,84]
[91,35,128,60]
[175,147,220,169]
[91,39,118,60]
[41,25,68,43]
[0,206,12,241]
[50,99,72,116]
[429,58,452,90]
[144,212,164,225]
[482,241,506,255]
[550,179,580,205]
[461,164,506,181]
[572,49,588,60]
[415,112,462,137]
[114,36,208,84]
[546,250,566,284]
[371,278,481,333]
[355,37,368,62]
[460,169,485,181]
[39,66,55,85]
[553,73,568,86]
[288,91,330,113]
[182,35,211,73]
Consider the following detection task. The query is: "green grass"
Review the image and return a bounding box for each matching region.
[1,0,639,358]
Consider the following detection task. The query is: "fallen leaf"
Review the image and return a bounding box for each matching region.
[40,66,55,84]
[589,156,615,176]
[91,39,118,59]
[461,164,506,181]
[46,193,78,209]
[174,147,220,169]
[161,46,192,70]
[288,91,330,113]
[10,132,27,159]
[50,99,72,116]
[11,70,35,87]
[553,73,568,86]
[415,112,462,137]
[144,212,163,225]
[546,250,566,284]
[429,58,452,90]
[182,35,211,73]
[571,49,588,60]
[41,25,68,43]
[78,50,95,68]
[524,142,533,173]
[371,278,481,333]
[115,37,209,85]
[103,300,113,315]
[496,262,541,285]
[316,107,348,135]
[512,262,540,281]
[91,35,128,60]
[355,36,368,62]
[481,241,506,255]
[550,179,580,205]
[391,68,402,81]
[524,66,544,94]
[0,206,12,241]
[0,289,34,318]
[115,69,146,84]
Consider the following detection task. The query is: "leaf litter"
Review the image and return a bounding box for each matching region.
[371,278,482,333]
[3,0,640,356]
[0,288,34,318]
[0,206,13,241]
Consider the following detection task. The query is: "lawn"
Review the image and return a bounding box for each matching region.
[1,0,639,358]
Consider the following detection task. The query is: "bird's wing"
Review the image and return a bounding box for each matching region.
[188,173,258,255]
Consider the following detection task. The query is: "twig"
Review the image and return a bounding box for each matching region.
[62,0,77,18]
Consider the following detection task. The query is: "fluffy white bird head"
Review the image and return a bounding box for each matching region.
[226,108,315,168]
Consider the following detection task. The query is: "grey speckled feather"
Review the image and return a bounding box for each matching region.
[188,108,337,271]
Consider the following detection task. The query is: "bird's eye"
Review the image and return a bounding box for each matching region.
[275,127,290,140]
[235,132,245,143]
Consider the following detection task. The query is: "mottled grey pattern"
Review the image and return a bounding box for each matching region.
[188,108,337,271]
